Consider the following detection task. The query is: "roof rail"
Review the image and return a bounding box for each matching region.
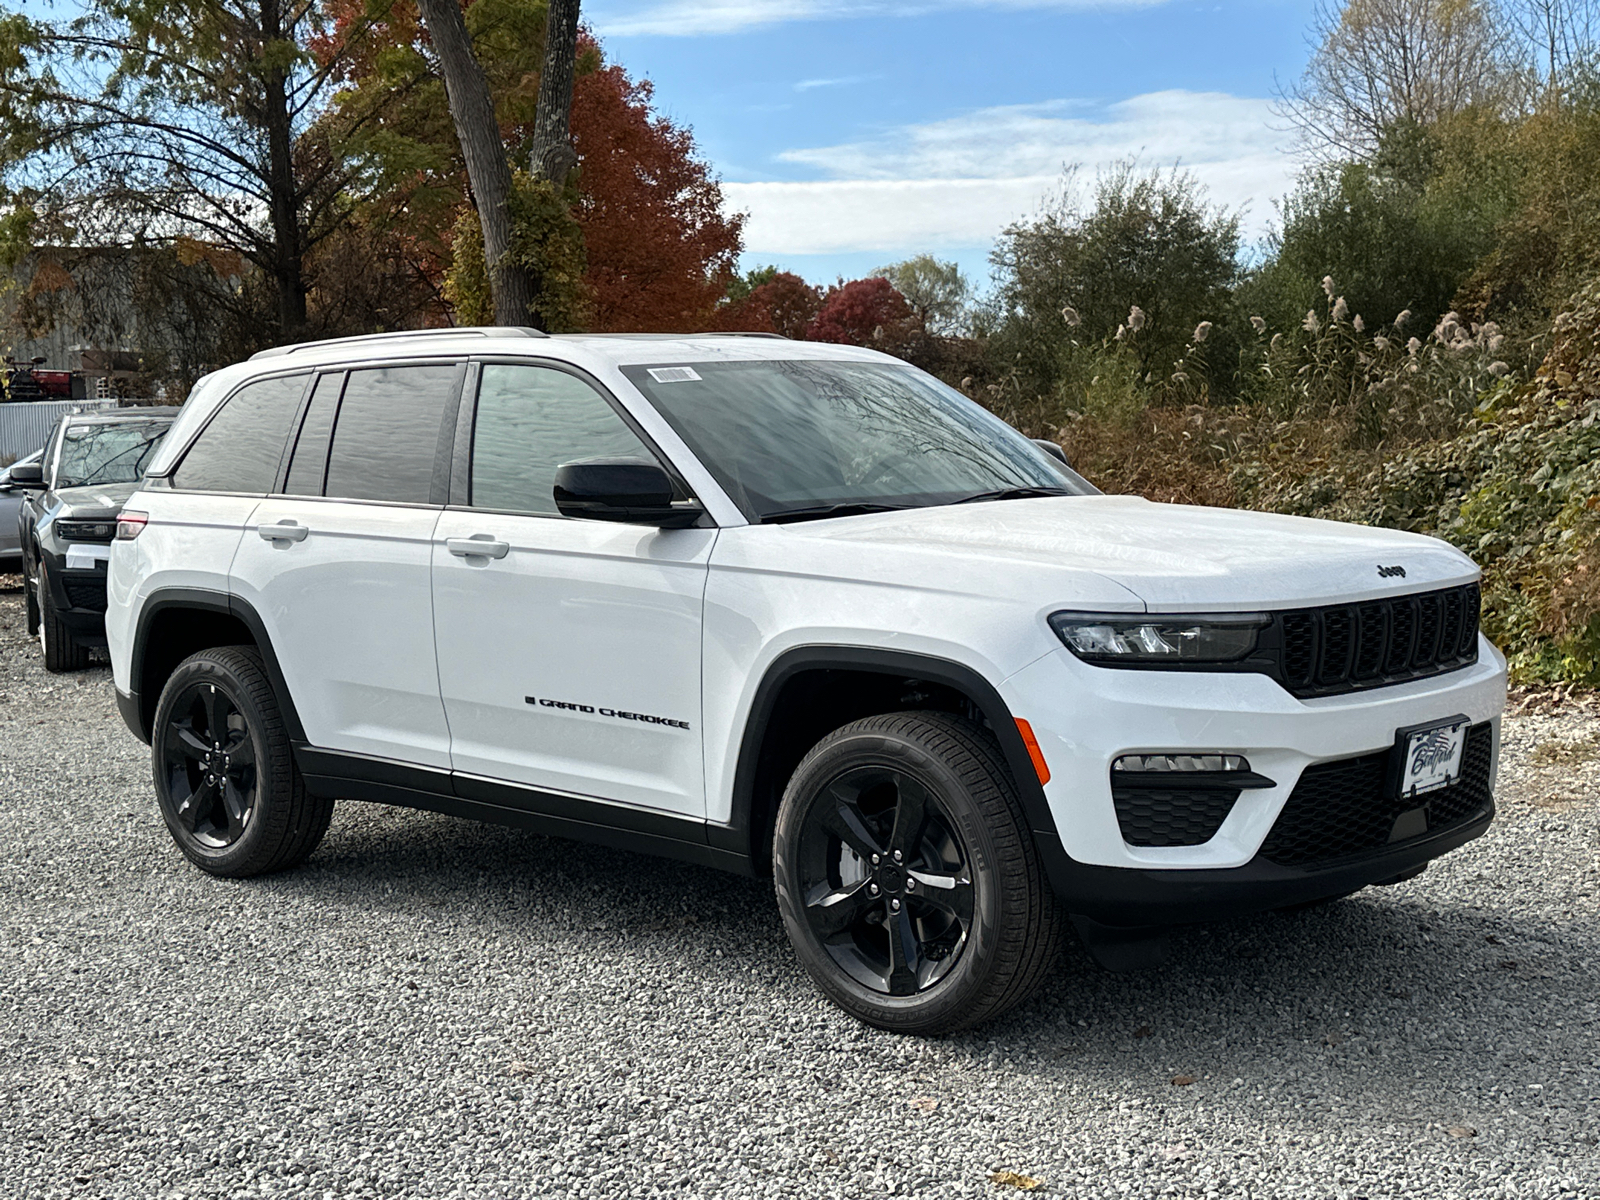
[249,326,547,360]
[557,331,790,340]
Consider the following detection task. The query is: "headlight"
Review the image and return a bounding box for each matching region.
[55,519,117,541]
[1050,611,1268,664]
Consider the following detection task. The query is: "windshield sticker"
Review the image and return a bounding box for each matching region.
[647,366,701,383]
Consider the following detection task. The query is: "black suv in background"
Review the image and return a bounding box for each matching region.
[15,407,177,670]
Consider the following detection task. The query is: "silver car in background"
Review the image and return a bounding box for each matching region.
[0,447,45,572]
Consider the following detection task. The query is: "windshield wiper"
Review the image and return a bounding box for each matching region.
[952,486,1072,504]
[761,502,913,525]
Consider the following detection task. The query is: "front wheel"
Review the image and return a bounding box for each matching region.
[151,646,334,877]
[24,575,40,637]
[38,575,89,672]
[773,711,1064,1034]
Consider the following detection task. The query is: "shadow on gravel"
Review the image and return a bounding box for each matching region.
[242,798,1596,1105]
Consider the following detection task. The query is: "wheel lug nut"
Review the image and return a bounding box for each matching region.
[890,899,901,912]
[871,854,880,865]
[869,883,879,896]
[905,878,915,890]
[892,850,902,863]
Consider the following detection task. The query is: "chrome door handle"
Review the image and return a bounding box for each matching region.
[257,520,308,543]
[446,535,510,560]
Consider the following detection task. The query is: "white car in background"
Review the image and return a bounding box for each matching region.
[104,328,1506,1033]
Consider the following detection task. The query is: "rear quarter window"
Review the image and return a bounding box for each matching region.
[172,375,309,493]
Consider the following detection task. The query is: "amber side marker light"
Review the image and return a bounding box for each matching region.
[1014,718,1051,785]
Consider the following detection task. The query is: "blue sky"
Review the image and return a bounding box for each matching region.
[587,0,1321,288]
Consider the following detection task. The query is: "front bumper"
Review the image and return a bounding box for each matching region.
[1004,637,1507,922]
[1031,801,1491,926]
[40,547,111,645]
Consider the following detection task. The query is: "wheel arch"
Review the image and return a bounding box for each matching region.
[126,588,305,745]
[712,645,1061,873]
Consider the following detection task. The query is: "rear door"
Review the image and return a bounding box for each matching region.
[431,360,715,817]
[139,373,310,597]
[228,362,464,768]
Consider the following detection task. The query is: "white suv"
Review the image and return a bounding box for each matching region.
[107,328,1507,1032]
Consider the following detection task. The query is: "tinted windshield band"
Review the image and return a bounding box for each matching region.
[621,360,1089,522]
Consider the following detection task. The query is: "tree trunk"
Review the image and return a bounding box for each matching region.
[259,0,308,333]
[414,0,534,326]
[529,0,581,186]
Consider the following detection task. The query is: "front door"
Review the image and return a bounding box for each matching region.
[431,361,714,818]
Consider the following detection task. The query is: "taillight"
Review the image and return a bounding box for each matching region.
[116,511,149,540]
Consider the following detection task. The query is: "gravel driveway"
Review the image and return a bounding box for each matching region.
[1,577,1596,1200]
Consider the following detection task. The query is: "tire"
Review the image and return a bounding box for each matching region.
[773,711,1064,1035]
[38,575,89,672]
[150,646,334,878]
[24,576,40,637]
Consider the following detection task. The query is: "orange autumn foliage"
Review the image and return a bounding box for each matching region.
[571,57,744,331]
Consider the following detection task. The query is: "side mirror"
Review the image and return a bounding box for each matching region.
[552,458,703,528]
[8,462,44,487]
[1033,438,1071,469]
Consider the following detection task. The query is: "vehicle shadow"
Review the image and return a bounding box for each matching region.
[256,797,1596,1115]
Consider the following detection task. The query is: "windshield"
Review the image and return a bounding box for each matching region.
[622,359,1092,521]
[54,420,171,488]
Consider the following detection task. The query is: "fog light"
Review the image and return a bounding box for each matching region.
[1113,753,1251,774]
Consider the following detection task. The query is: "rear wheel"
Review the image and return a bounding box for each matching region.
[151,646,333,877]
[38,576,89,672]
[773,711,1063,1034]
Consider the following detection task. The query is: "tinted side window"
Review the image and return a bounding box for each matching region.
[282,372,342,497]
[172,375,308,493]
[323,366,458,504]
[471,365,655,515]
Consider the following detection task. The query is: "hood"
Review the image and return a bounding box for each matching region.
[794,495,1478,610]
[53,481,142,518]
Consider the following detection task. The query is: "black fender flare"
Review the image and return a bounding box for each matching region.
[125,587,306,744]
[709,645,1066,864]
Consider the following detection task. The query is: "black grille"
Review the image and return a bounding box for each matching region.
[63,579,108,613]
[1113,785,1239,846]
[1259,723,1494,867]
[1272,583,1479,698]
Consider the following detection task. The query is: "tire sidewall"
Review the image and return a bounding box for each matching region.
[151,653,284,874]
[774,725,1011,1032]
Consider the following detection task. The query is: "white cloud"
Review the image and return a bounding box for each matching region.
[725,91,1295,258]
[794,74,882,92]
[591,0,1165,38]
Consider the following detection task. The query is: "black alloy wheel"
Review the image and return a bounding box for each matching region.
[151,646,334,877]
[160,680,259,849]
[795,764,975,996]
[774,711,1063,1034]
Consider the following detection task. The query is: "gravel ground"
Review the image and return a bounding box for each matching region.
[0,576,1596,1200]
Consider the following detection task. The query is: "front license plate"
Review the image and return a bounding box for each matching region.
[1398,718,1469,798]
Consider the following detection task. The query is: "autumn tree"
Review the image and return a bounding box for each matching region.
[1278,0,1515,161]
[807,276,913,345]
[413,0,534,324]
[572,59,743,330]
[718,270,821,338]
[0,0,393,338]
[317,4,740,332]
[990,163,1240,383]
[873,255,971,335]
